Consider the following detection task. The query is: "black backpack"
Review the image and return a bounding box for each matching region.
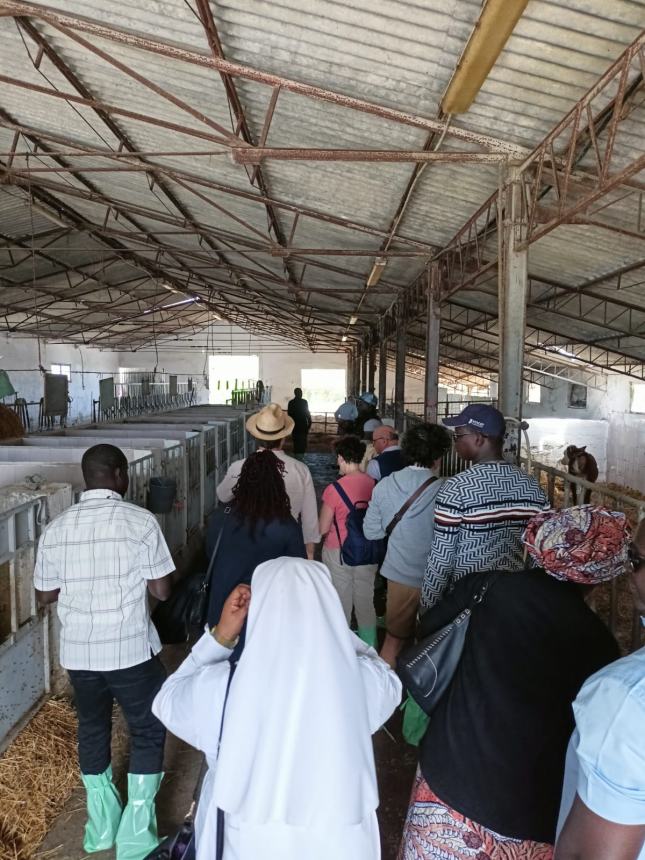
[332,481,384,566]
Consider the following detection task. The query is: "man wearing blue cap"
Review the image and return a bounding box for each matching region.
[421,404,548,611]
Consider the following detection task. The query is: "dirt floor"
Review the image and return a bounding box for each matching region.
[34,447,417,860]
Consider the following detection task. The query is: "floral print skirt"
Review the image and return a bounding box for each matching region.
[397,768,554,860]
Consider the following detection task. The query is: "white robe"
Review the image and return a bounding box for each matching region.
[153,630,400,860]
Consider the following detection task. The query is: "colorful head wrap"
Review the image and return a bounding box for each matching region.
[523,505,630,584]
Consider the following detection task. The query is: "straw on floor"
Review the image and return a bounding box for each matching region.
[0,699,79,860]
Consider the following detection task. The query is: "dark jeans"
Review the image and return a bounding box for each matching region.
[292,430,308,455]
[68,656,167,775]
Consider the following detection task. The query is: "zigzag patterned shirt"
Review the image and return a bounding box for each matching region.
[422,461,549,610]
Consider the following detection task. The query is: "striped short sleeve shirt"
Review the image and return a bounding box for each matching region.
[33,489,175,671]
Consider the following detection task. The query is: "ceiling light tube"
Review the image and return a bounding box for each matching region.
[441,0,529,114]
[341,335,348,342]
[367,257,387,288]
[349,315,358,325]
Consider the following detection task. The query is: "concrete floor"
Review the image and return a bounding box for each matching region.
[36,449,417,860]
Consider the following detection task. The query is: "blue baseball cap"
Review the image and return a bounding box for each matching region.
[443,404,506,437]
[359,391,378,406]
[335,401,358,421]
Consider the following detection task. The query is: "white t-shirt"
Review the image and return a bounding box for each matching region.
[557,647,645,858]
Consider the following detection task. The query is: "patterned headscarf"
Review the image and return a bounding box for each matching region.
[523,505,630,584]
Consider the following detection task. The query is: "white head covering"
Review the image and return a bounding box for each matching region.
[211,558,378,827]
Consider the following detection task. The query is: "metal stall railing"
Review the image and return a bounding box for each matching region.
[0,498,49,751]
[524,457,645,653]
[23,435,186,555]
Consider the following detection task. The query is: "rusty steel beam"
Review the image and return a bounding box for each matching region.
[0,118,435,250]
[0,75,233,147]
[31,17,246,148]
[0,1,529,156]
[191,0,315,348]
[232,148,512,164]
[0,18,317,341]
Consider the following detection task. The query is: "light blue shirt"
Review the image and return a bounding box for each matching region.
[557,646,645,857]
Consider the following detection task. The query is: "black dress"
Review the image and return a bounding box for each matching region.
[205,507,306,632]
[417,569,620,844]
[287,396,312,455]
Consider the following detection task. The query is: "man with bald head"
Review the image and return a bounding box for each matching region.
[34,444,174,860]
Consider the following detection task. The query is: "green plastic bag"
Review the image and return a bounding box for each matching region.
[401,694,430,746]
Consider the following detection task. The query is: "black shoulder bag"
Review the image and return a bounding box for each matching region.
[144,663,236,860]
[396,576,497,716]
[152,509,228,644]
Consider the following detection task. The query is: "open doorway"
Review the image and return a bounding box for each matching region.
[208,355,259,404]
[300,368,346,412]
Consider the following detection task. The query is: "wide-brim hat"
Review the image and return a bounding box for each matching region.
[246,403,295,441]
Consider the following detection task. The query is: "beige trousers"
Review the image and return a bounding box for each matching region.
[322,546,378,629]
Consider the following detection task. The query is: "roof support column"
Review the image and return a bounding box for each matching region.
[352,346,361,397]
[378,319,387,413]
[498,165,527,419]
[394,302,407,432]
[424,263,441,423]
[346,351,353,398]
[368,342,376,395]
[360,347,368,396]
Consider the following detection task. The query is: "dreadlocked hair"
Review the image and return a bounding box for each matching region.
[231,449,292,536]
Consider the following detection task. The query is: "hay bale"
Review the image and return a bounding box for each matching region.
[0,699,79,860]
[0,405,24,440]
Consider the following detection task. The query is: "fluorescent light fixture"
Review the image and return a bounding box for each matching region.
[163,297,199,309]
[341,335,348,342]
[367,257,387,288]
[441,0,529,114]
[349,315,358,325]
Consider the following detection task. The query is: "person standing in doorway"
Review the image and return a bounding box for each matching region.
[34,444,174,860]
[287,387,312,461]
[366,423,406,481]
[217,403,320,558]
[422,405,548,610]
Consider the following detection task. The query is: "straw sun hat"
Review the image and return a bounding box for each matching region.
[246,403,295,441]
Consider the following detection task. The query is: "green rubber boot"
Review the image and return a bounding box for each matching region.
[81,765,123,853]
[115,772,164,860]
[357,626,378,649]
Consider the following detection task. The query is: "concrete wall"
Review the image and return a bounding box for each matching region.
[0,335,122,426]
[523,377,608,420]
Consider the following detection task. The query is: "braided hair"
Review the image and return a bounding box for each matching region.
[231,449,292,536]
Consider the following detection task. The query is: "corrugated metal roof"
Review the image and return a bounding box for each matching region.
[0,0,642,377]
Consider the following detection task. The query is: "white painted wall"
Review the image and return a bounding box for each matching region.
[0,335,121,426]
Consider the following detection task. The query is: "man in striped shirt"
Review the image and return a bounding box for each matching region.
[422,405,548,611]
[34,444,174,860]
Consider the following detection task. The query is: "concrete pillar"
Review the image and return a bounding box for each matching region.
[352,347,361,395]
[367,344,377,394]
[498,165,528,419]
[394,303,407,432]
[360,348,368,395]
[424,263,441,423]
[378,319,387,411]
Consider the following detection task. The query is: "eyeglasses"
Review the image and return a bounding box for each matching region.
[628,543,645,570]
[452,432,476,442]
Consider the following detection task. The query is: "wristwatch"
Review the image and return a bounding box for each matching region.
[210,625,239,649]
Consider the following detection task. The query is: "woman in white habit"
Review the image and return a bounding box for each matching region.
[152,557,402,860]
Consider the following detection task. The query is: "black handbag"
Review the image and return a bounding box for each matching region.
[152,514,227,645]
[145,665,236,860]
[396,577,495,716]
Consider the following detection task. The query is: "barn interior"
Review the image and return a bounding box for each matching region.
[0,1,644,858]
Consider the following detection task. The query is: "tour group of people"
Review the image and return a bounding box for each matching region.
[33,398,645,860]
